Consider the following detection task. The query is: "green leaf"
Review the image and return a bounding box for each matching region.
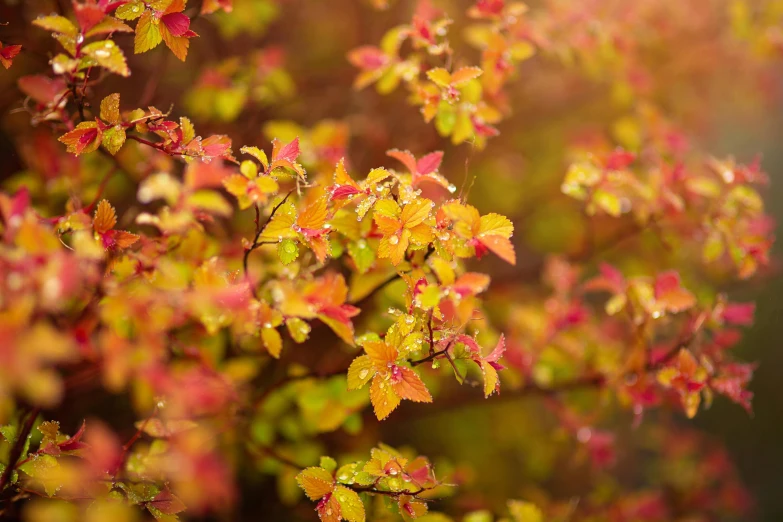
[278,238,299,265]
[101,126,127,155]
[319,456,337,473]
[348,240,375,274]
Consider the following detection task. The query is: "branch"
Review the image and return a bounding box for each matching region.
[242,191,295,282]
[0,408,40,493]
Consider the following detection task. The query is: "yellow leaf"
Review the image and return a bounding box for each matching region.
[478,213,513,238]
[262,327,282,358]
[370,376,401,420]
[100,93,121,125]
[297,197,328,231]
[296,467,334,500]
[450,66,482,85]
[347,355,374,390]
[134,10,162,54]
[426,67,451,87]
[400,199,433,228]
[334,485,365,522]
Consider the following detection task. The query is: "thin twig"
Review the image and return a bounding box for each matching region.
[0,408,40,493]
[242,191,294,287]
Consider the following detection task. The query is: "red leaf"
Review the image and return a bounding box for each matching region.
[58,421,88,452]
[0,43,22,69]
[74,2,105,32]
[347,46,389,70]
[18,75,67,105]
[605,149,636,170]
[161,12,191,37]
[201,135,233,160]
[387,149,418,175]
[721,302,755,326]
[276,137,300,163]
[416,151,443,176]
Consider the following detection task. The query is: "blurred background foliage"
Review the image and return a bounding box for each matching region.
[1,0,782,520]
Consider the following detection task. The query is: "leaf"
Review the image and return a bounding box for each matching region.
[32,15,78,36]
[261,326,283,358]
[83,40,130,77]
[370,376,401,420]
[334,485,365,522]
[93,200,117,234]
[116,1,145,20]
[392,367,432,403]
[297,197,328,232]
[654,271,695,313]
[296,467,334,500]
[149,489,186,515]
[86,16,135,38]
[479,235,516,265]
[161,12,191,36]
[59,121,102,155]
[450,67,483,85]
[478,213,513,238]
[0,43,22,69]
[100,93,121,124]
[426,68,451,87]
[241,146,269,169]
[347,355,374,390]
[285,318,311,343]
[102,126,127,155]
[277,238,299,265]
[135,10,163,54]
[159,19,192,61]
[347,240,375,274]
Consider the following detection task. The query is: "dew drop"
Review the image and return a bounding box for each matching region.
[389,235,399,245]
[358,369,369,380]
[404,315,415,325]
[447,183,457,193]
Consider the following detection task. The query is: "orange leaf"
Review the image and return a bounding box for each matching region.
[93,200,117,234]
[392,367,432,403]
[479,235,516,265]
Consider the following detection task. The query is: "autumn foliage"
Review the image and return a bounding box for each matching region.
[0,0,779,521]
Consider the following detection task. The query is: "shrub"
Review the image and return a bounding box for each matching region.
[0,0,777,521]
